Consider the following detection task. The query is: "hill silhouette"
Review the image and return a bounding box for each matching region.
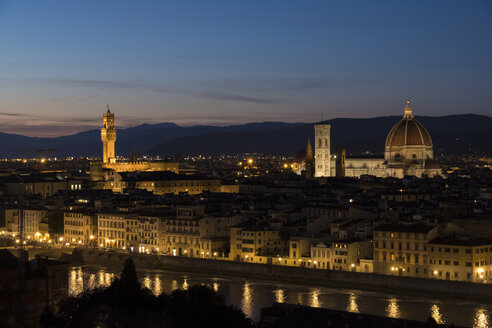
[0,114,490,158]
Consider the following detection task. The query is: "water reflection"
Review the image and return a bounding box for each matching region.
[213,282,219,293]
[154,276,162,296]
[310,289,321,308]
[68,266,491,327]
[143,276,151,290]
[474,308,490,328]
[386,298,400,319]
[430,304,444,324]
[241,282,253,318]
[296,292,303,305]
[274,289,285,303]
[69,268,84,296]
[88,274,96,290]
[97,270,114,288]
[171,280,178,291]
[347,293,359,313]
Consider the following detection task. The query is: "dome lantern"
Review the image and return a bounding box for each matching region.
[403,100,413,119]
[384,100,434,162]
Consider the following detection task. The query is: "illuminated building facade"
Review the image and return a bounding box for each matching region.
[63,211,97,246]
[429,237,492,283]
[97,213,127,249]
[11,207,50,241]
[229,227,284,262]
[373,223,439,278]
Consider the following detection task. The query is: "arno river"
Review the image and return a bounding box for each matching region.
[69,265,491,328]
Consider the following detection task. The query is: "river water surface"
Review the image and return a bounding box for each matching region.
[69,265,491,328]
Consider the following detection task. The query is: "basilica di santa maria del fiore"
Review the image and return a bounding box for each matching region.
[313,101,442,179]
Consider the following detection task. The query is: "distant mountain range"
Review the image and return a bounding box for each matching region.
[0,114,490,158]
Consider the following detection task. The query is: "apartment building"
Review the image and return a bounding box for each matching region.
[330,238,372,271]
[229,225,285,262]
[97,213,127,249]
[64,211,97,246]
[429,236,492,283]
[126,217,139,251]
[373,223,439,278]
[310,242,331,269]
[10,207,50,241]
[138,217,159,253]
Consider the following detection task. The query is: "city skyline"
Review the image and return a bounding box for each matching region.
[0,1,491,137]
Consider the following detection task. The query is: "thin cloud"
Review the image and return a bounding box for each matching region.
[67,94,99,105]
[53,78,147,89]
[0,112,24,117]
[198,92,276,104]
[202,78,335,93]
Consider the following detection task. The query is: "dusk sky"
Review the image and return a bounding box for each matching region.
[0,0,491,137]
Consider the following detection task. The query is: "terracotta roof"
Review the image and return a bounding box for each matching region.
[429,236,492,246]
[374,223,436,233]
[385,119,432,147]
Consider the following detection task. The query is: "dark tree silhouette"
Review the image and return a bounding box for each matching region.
[40,258,254,328]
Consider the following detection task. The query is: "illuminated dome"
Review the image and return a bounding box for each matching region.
[385,101,434,162]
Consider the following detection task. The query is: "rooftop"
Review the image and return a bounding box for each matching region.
[374,223,437,233]
[429,236,492,247]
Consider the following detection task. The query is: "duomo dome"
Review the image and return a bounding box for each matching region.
[384,101,434,162]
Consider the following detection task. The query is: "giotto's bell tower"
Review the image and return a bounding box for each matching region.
[314,123,331,177]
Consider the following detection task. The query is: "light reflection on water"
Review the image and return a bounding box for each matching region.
[347,292,359,313]
[241,282,253,318]
[386,298,400,318]
[430,304,444,324]
[474,308,490,328]
[309,289,321,308]
[68,266,492,327]
[274,289,285,303]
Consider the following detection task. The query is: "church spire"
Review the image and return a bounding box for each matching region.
[306,138,313,157]
[403,99,414,119]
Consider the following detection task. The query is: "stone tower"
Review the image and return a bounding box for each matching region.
[305,138,314,180]
[335,149,346,178]
[314,123,331,177]
[101,105,116,164]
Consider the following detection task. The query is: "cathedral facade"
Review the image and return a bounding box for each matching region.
[314,101,442,179]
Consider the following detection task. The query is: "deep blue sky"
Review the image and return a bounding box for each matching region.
[0,0,491,136]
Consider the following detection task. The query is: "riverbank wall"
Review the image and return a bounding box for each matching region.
[72,248,492,302]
